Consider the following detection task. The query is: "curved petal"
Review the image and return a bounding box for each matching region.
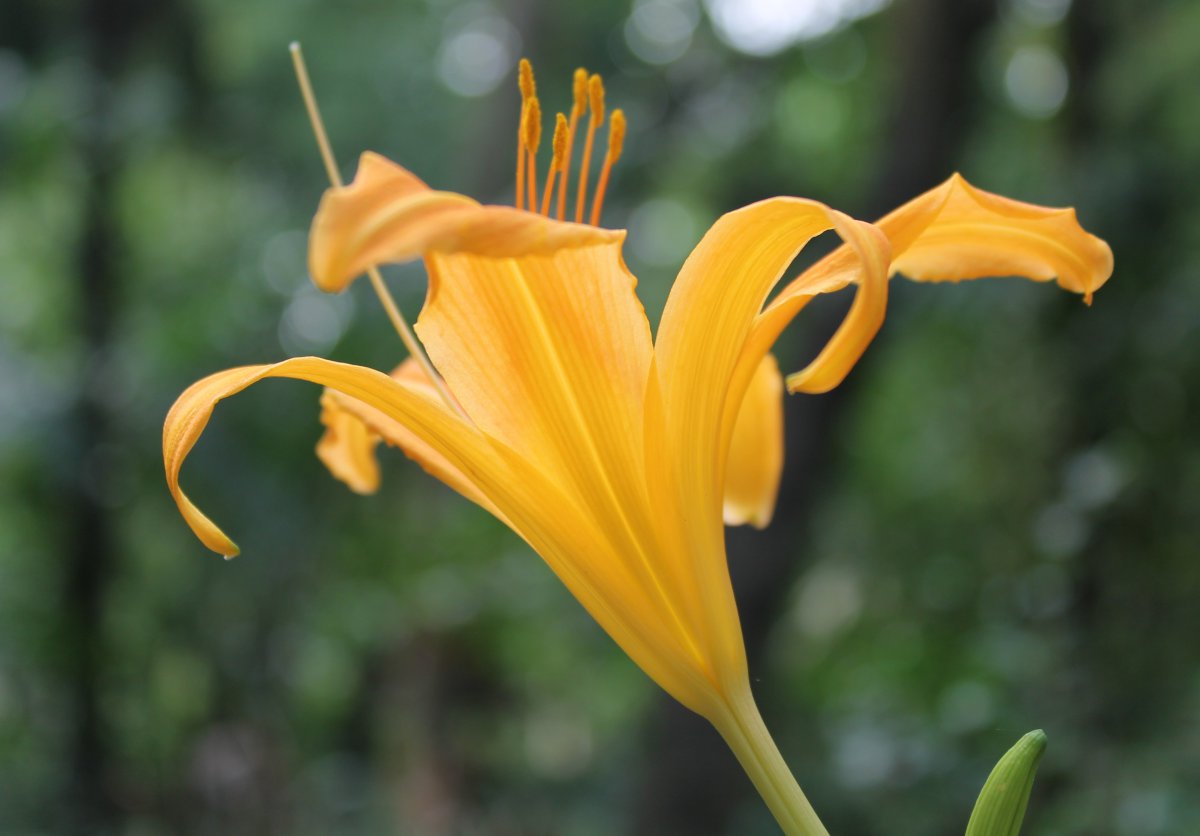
[889,174,1113,299]
[760,174,1114,393]
[723,353,784,529]
[309,152,621,292]
[164,356,719,715]
[655,197,888,522]
[653,198,888,685]
[316,389,381,495]
[164,357,500,558]
[317,358,503,516]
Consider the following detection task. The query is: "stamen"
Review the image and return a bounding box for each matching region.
[541,113,569,215]
[590,108,625,226]
[515,111,526,209]
[574,74,606,224]
[557,68,589,221]
[524,96,542,213]
[515,58,536,210]
[288,43,466,421]
[518,57,537,101]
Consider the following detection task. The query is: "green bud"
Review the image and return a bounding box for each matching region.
[964,729,1047,836]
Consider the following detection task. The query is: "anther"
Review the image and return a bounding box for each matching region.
[557,68,590,220]
[588,73,606,127]
[590,108,625,226]
[519,57,536,101]
[515,58,536,209]
[525,96,542,212]
[541,113,569,215]
[575,74,606,224]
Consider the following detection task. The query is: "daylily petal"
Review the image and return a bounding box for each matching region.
[415,245,713,676]
[653,198,889,683]
[305,151,721,708]
[164,356,718,714]
[165,357,497,558]
[320,358,504,517]
[417,243,652,490]
[889,173,1113,297]
[309,152,621,292]
[316,389,381,495]
[314,156,697,663]
[723,353,784,529]
[762,174,1114,393]
[656,197,888,522]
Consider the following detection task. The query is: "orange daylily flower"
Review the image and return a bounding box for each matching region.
[163,59,1112,835]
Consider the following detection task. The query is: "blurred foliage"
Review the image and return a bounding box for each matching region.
[1,0,1198,833]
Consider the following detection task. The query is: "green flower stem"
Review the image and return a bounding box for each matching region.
[712,684,830,836]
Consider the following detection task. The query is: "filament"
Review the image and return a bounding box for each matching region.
[557,68,588,221]
[574,74,605,224]
[590,108,625,226]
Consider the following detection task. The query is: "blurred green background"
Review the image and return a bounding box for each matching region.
[2,0,1197,833]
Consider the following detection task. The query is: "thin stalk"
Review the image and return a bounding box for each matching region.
[711,685,829,836]
[288,43,466,420]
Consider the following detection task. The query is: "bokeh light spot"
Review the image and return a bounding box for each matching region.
[436,6,520,97]
[625,0,700,65]
[705,0,889,56]
[1004,45,1068,119]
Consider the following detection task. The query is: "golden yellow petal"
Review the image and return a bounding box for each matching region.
[308,152,621,292]
[653,198,887,685]
[656,197,886,522]
[414,243,713,665]
[316,389,381,495]
[760,174,1114,394]
[163,357,496,557]
[888,174,1113,299]
[163,356,717,714]
[723,353,784,529]
[322,359,503,517]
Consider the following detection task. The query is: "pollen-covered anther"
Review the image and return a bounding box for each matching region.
[524,96,542,154]
[541,113,569,215]
[525,96,542,210]
[588,74,606,126]
[514,58,538,209]
[552,112,569,166]
[608,109,626,162]
[572,68,588,114]
[518,57,536,102]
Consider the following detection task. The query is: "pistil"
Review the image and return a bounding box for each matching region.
[288,43,465,419]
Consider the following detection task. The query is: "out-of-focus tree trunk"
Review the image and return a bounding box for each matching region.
[61,1,126,829]
[60,0,201,829]
[632,1,999,832]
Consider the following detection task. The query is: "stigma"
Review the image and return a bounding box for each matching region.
[515,59,626,227]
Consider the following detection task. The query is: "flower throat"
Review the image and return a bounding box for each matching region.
[515,59,626,226]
